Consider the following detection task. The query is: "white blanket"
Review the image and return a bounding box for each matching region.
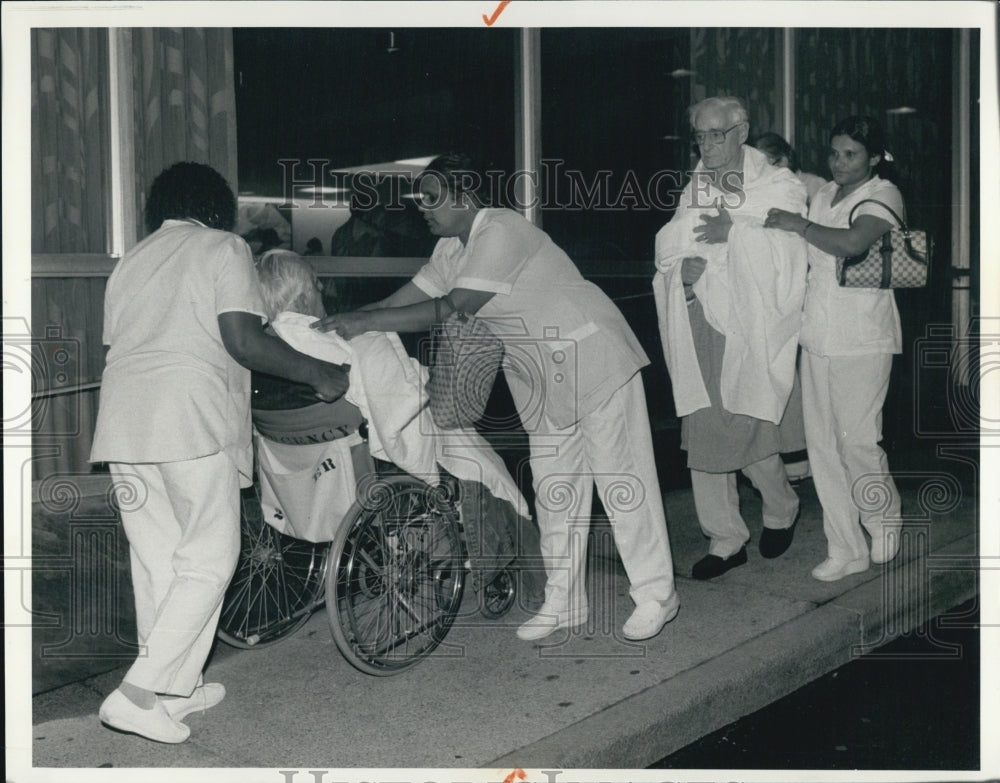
[269,312,528,517]
[653,145,808,424]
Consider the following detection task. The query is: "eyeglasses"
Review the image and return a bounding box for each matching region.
[692,123,745,146]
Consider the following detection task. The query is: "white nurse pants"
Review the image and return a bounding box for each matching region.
[800,351,901,562]
[690,453,800,558]
[110,451,240,696]
[526,373,676,618]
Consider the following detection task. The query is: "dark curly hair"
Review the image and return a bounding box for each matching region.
[754,132,800,172]
[144,161,237,234]
[416,152,488,208]
[829,116,898,182]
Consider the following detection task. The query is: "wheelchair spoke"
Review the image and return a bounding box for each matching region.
[329,477,467,674]
[217,489,328,649]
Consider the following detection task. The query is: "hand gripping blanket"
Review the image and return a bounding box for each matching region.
[258,313,529,570]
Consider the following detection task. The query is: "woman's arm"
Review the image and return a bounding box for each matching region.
[312,287,495,339]
[764,208,894,257]
[218,311,350,401]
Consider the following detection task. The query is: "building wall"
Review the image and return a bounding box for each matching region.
[690,28,784,139]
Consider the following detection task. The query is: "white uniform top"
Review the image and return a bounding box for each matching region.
[413,208,648,430]
[799,176,904,357]
[90,220,267,481]
[798,171,828,206]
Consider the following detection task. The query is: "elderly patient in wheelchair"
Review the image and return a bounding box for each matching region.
[246,251,541,653]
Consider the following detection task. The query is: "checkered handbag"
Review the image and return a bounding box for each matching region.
[836,199,932,289]
[426,297,504,430]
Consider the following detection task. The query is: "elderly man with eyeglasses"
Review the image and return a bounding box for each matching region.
[653,96,809,579]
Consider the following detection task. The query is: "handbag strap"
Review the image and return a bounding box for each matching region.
[847,198,908,232]
[434,294,461,323]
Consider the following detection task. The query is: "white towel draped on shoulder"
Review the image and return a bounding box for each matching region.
[652,146,808,424]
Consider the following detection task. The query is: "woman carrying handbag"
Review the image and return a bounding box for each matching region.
[764,116,908,581]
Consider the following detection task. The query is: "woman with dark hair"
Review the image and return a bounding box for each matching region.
[312,153,680,643]
[90,162,349,743]
[754,131,799,171]
[754,131,827,206]
[765,116,904,581]
[143,160,239,233]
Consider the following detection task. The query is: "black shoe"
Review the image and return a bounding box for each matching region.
[759,518,797,559]
[691,547,747,580]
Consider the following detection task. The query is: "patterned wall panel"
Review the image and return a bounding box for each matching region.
[689,28,954,244]
[31,30,112,478]
[130,28,239,241]
[794,28,953,238]
[690,28,782,139]
[31,29,110,254]
[30,28,240,477]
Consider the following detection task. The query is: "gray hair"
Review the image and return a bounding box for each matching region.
[255,250,331,321]
[689,96,749,127]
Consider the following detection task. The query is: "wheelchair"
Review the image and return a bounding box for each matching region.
[216,374,519,676]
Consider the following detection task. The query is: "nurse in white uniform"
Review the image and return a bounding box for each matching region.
[314,153,679,642]
[765,116,905,582]
[91,163,348,743]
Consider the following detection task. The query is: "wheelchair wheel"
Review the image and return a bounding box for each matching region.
[480,567,517,619]
[217,488,330,648]
[327,476,466,675]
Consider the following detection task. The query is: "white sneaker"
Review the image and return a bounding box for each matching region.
[516,604,588,641]
[99,689,190,743]
[622,593,680,641]
[162,683,226,722]
[870,527,902,565]
[811,556,870,582]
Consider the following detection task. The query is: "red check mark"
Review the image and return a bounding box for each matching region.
[483,0,511,26]
[502,770,526,783]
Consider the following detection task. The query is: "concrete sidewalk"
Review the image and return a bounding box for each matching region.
[25,470,978,772]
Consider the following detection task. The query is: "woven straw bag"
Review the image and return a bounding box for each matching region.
[426,297,504,430]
